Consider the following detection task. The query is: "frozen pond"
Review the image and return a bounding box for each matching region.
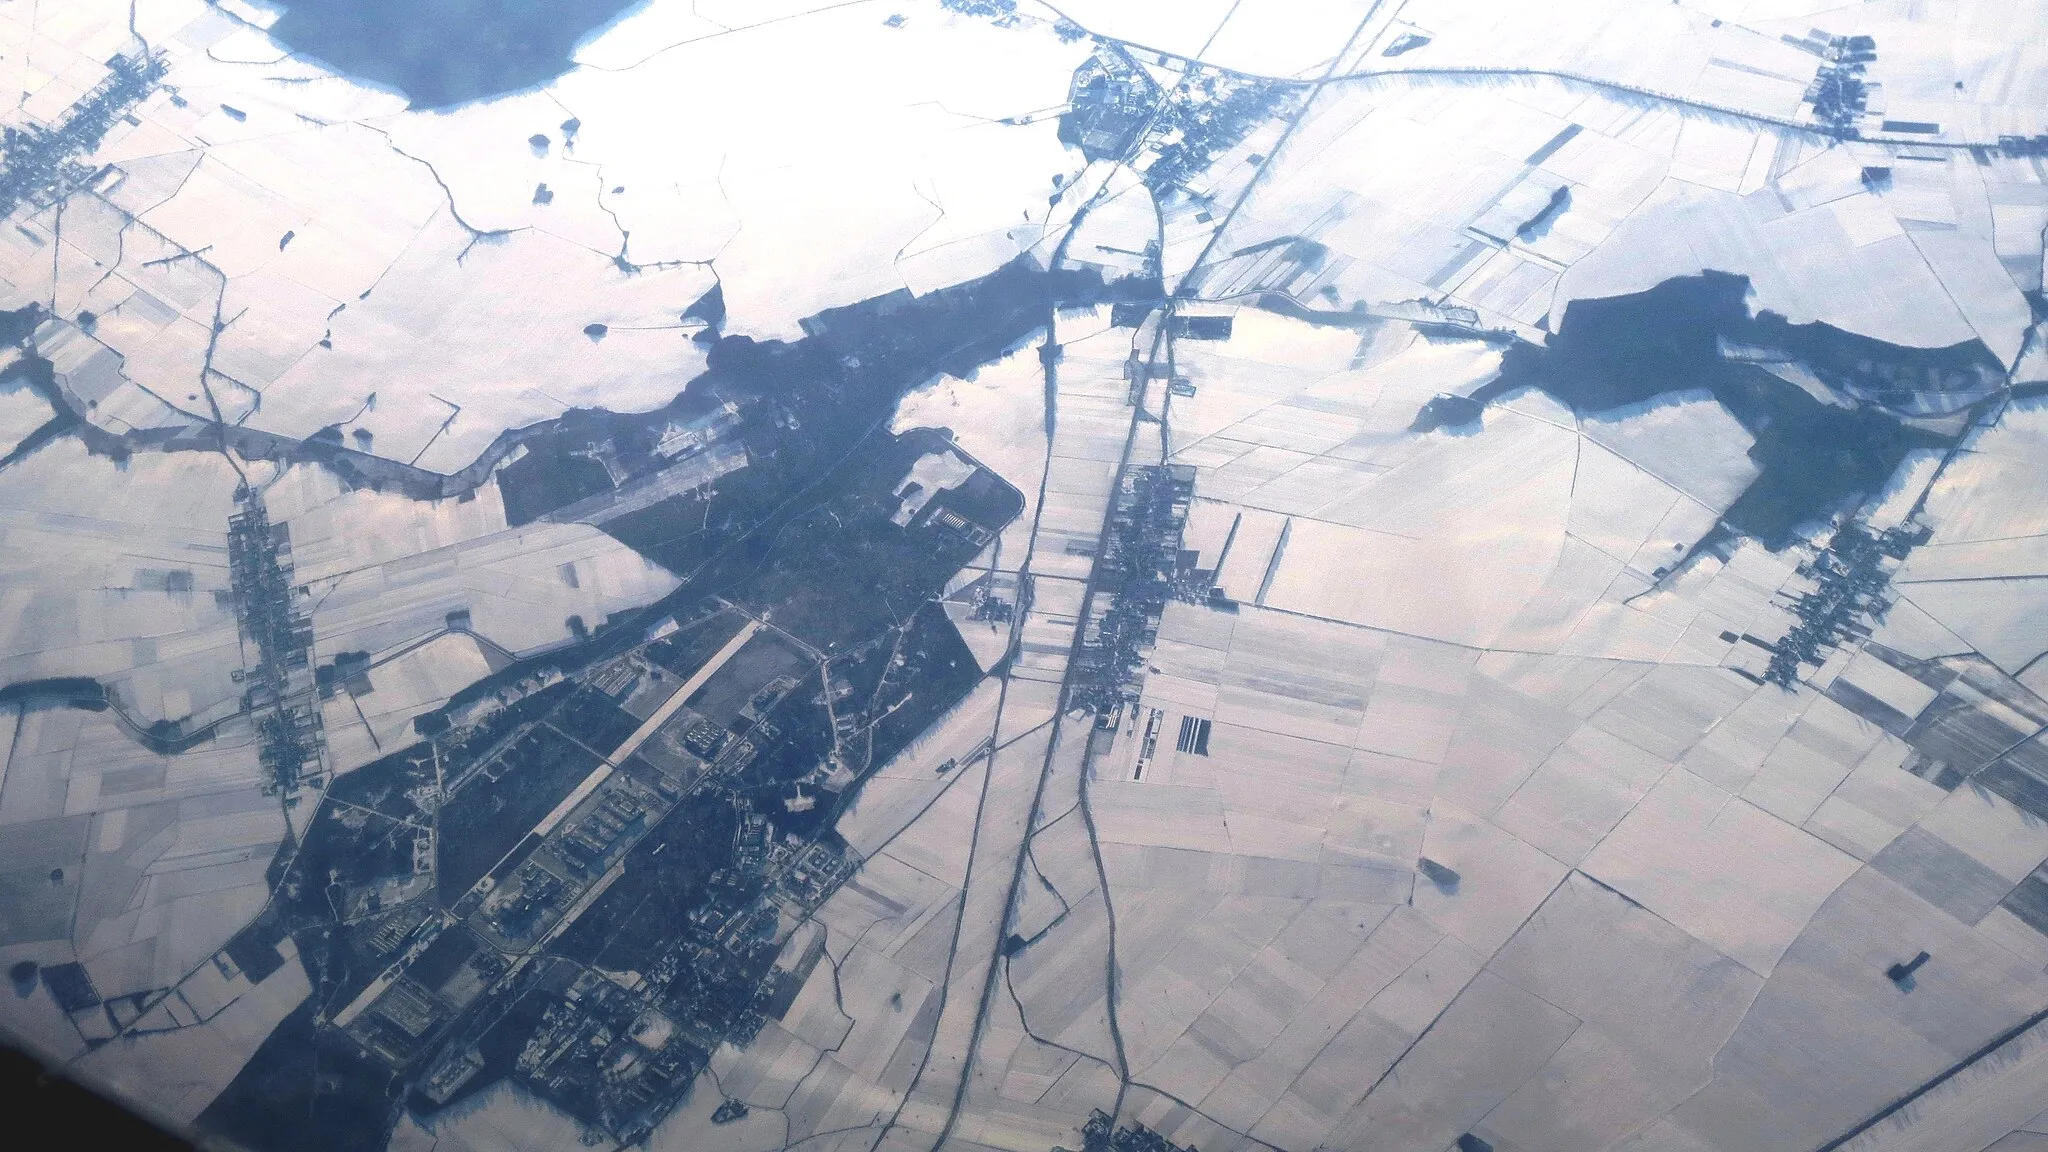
[269,0,638,106]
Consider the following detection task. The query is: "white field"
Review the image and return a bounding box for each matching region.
[0,438,672,763]
[1048,576,2048,1152]
[1166,311,1762,659]
[77,943,311,1125]
[1187,3,2047,362]
[410,1083,613,1152]
[320,632,496,775]
[672,288,2048,1150]
[1898,396,2048,679]
[0,441,247,727]
[6,3,2048,1151]
[892,343,1049,567]
[0,373,53,456]
[0,437,679,1087]
[263,461,679,715]
[0,0,1096,474]
[13,0,2048,470]
[946,284,2048,1151]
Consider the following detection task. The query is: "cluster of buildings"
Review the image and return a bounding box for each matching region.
[0,50,163,219]
[1055,1110,1199,1152]
[228,496,325,796]
[515,826,854,1139]
[1059,45,1294,198]
[653,401,742,461]
[303,612,877,1145]
[1060,50,1159,162]
[1072,464,1198,719]
[1138,71,1294,196]
[1764,520,1930,686]
[1994,133,2048,156]
[338,923,507,1071]
[465,756,688,953]
[505,962,701,1144]
[1800,33,1878,132]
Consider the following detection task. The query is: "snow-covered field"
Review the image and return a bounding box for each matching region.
[5,1,2048,1151]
